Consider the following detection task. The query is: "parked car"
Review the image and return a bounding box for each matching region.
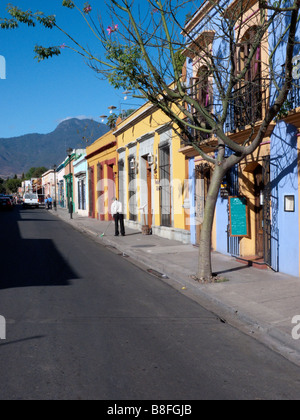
[7,195,14,206]
[23,193,39,209]
[0,196,14,211]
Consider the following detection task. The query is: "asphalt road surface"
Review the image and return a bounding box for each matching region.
[1,206,300,400]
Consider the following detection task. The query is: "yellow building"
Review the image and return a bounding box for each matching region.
[86,129,118,221]
[114,103,190,243]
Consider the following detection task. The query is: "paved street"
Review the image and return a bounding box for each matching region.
[1,206,300,400]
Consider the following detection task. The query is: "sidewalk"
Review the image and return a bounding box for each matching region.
[51,207,300,367]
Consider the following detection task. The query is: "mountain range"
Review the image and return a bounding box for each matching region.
[0,119,110,178]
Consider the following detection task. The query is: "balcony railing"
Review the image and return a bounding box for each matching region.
[287,82,300,111]
[181,110,211,147]
[225,81,300,132]
[225,81,264,133]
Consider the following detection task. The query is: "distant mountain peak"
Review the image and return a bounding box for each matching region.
[55,118,101,131]
[0,118,110,178]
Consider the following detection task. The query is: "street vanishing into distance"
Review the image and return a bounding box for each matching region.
[1,206,300,400]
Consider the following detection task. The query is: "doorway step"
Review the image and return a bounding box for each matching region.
[235,255,269,270]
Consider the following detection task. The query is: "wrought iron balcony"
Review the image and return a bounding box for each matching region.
[225,81,300,131]
[225,81,263,133]
[180,110,211,147]
[286,82,300,111]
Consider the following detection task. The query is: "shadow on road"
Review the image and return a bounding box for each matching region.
[0,206,78,290]
[0,335,45,347]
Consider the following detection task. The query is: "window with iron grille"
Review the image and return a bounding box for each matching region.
[118,160,126,220]
[128,156,137,221]
[182,68,212,146]
[233,27,262,129]
[78,178,86,210]
[159,145,172,227]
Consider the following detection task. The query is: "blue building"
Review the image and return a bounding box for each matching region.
[181,0,300,276]
[73,151,88,217]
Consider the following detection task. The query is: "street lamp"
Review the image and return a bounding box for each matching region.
[53,164,57,211]
[123,90,132,100]
[66,148,73,219]
[108,105,117,114]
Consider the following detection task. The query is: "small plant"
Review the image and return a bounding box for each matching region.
[274,99,293,122]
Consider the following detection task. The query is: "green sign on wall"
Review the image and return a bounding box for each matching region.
[229,196,249,237]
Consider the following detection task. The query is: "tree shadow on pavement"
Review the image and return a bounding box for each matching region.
[213,264,251,276]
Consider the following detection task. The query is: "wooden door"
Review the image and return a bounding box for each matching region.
[159,146,171,227]
[254,165,264,257]
[147,162,152,228]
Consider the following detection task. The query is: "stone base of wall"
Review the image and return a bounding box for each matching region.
[77,209,89,217]
[124,220,191,244]
[152,225,191,244]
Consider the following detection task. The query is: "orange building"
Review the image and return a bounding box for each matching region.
[86,129,118,221]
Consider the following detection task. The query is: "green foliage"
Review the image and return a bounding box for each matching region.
[34,45,61,62]
[25,167,48,180]
[274,99,294,121]
[1,4,58,61]
[272,0,291,8]
[5,177,21,194]
[35,15,56,29]
[106,109,137,129]
[105,42,143,90]
[122,109,136,118]
[106,113,119,129]
[174,50,186,75]
[62,0,75,9]
[0,179,6,194]
[5,4,36,27]
[0,18,19,29]
[4,4,56,28]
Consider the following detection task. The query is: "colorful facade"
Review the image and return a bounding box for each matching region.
[41,169,55,199]
[86,130,118,221]
[56,162,66,208]
[29,0,300,279]
[183,0,300,277]
[114,103,190,243]
[73,152,88,217]
[52,149,86,214]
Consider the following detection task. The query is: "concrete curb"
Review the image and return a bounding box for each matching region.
[50,210,300,367]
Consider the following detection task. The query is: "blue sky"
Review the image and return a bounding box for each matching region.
[0,0,147,138]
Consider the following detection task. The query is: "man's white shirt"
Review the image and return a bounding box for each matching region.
[111,200,123,215]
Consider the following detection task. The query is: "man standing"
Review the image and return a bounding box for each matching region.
[111,197,125,237]
[47,195,53,210]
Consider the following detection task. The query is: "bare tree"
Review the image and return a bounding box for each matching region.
[2,0,300,280]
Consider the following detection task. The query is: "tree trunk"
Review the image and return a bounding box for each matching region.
[198,164,225,281]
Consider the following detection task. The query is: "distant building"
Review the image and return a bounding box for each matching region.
[73,151,88,217]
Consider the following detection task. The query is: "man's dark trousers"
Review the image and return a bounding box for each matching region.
[114,213,125,236]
